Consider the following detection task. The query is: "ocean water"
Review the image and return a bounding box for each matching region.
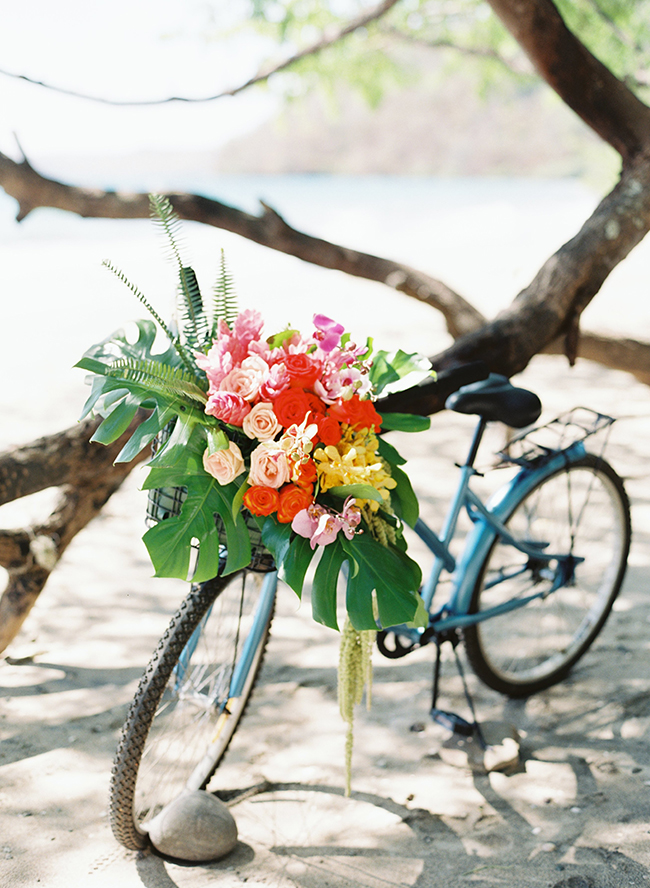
[1,173,648,450]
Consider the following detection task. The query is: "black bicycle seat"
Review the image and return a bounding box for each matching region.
[445,374,542,428]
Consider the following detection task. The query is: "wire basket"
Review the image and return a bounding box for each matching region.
[145,427,275,573]
[496,406,616,468]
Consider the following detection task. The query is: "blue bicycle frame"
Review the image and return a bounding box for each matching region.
[415,437,589,638]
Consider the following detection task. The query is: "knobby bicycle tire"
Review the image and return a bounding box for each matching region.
[464,453,631,697]
[109,571,275,851]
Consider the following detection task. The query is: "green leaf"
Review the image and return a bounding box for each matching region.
[115,403,177,463]
[387,462,420,528]
[327,483,384,504]
[267,327,300,349]
[90,392,141,445]
[230,480,249,522]
[142,471,250,581]
[261,518,292,567]
[211,485,252,576]
[148,412,199,467]
[376,436,407,466]
[340,535,422,629]
[143,477,221,582]
[178,265,209,349]
[211,249,239,332]
[344,554,377,630]
[370,349,434,397]
[311,541,346,630]
[380,412,431,432]
[281,535,316,598]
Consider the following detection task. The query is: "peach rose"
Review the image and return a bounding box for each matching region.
[242,402,281,441]
[203,440,246,485]
[248,443,290,489]
[220,354,269,401]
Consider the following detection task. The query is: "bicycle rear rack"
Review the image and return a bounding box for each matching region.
[496,406,615,468]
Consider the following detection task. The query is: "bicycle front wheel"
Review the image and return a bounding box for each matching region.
[464,454,630,697]
[109,570,276,850]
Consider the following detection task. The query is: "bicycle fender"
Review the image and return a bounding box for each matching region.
[452,444,585,615]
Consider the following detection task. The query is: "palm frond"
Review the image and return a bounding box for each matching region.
[102,260,196,375]
[211,249,239,336]
[107,357,208,405]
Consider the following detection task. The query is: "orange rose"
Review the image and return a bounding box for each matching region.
[243,485,280,517]
[277,484,314,524]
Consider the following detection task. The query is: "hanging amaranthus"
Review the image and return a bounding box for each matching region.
[338,618,376,797]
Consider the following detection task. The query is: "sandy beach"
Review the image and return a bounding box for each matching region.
[1,177,650,887]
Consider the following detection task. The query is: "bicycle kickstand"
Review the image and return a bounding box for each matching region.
[430,630,487,750]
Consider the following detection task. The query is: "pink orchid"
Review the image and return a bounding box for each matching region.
[313,314,345,353]
[291,497,362,549]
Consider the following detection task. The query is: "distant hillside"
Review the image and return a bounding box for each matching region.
[213,67,616,182]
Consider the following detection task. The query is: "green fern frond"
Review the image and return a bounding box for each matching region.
[102,260,196,375]
[149,193,186,268]
[178,266,210,350]
[149,194,211,349]
[107,357,208,405]
[211,249,239,335]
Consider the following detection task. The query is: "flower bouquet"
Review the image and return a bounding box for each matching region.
[77,196,433,633]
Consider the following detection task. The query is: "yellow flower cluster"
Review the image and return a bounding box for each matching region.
[313,425,396,511]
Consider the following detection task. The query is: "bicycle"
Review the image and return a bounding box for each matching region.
[108,364,631,852]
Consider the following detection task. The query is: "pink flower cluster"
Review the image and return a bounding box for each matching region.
[195,310,371,426]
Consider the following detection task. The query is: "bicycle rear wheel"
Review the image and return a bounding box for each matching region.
[464,454,630,697]
[109,570,276,850]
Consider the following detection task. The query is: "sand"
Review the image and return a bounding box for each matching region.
[2,189,650,887]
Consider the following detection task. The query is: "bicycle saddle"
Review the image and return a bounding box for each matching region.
[445,374,542,428]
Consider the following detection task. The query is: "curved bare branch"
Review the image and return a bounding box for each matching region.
[0,0,400,107]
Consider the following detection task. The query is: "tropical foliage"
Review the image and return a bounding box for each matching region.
[77,195,433,632]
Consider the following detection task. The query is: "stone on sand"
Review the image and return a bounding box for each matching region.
[146,790,238,862]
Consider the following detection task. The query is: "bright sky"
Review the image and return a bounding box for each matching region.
[0,0,278,159]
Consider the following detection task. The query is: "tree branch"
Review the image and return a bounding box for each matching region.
[431,148,650,374]
[0,150,484,339]
[0,0,400,107]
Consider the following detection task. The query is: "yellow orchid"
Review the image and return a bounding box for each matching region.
[313,425,397,510]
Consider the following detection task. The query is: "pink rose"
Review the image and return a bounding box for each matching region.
[242,402,281,441]
[220,354,269,401]
[205,391,251,425]
[248,444,290,489]
[203,440,245,485]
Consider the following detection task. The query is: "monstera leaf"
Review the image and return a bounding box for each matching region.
[76,320,209,462]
